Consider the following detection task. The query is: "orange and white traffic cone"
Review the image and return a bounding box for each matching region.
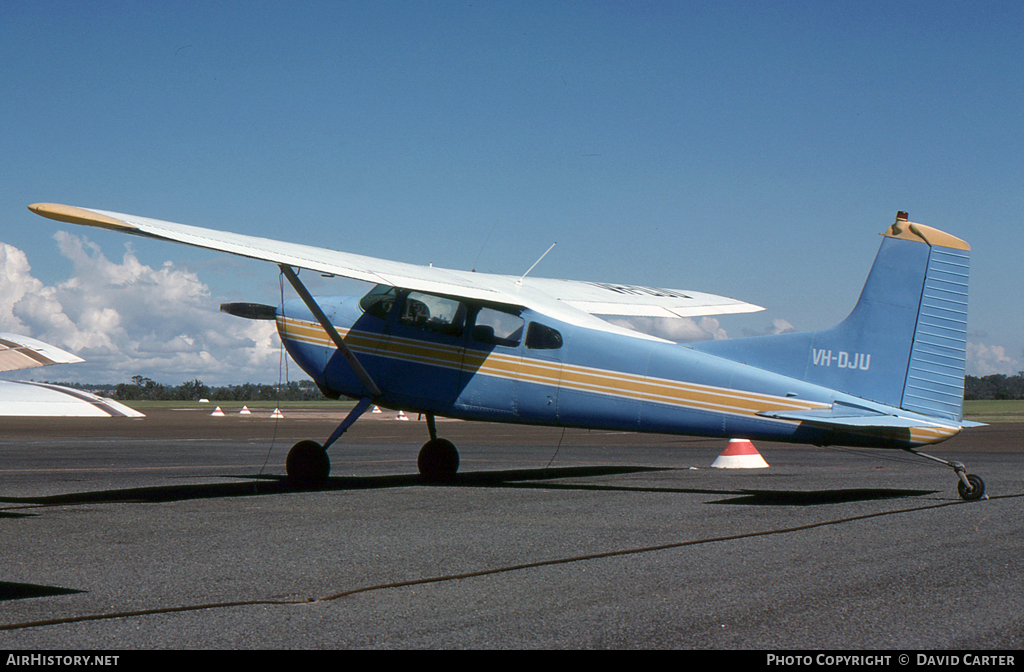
[711,439,769,469]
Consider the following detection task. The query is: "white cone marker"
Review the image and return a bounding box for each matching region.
[711,439,769,469]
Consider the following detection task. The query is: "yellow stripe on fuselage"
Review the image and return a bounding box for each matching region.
[276,316,959,444]
[276,316,825,418]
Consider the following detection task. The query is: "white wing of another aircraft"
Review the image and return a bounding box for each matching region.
[0,380,144,418]
[0,332,84,373]
[28,204,764,340]
[0,333,143,418]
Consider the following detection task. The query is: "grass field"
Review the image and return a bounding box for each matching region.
[963,400,1024,423]
[122,399,356,411]
[121,399,1024,422]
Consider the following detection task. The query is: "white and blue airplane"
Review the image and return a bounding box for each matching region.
[29,204,985,499]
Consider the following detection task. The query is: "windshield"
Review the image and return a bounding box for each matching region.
[358,285,398,320]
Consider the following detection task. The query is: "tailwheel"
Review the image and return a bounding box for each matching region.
[287,440,331,488]
[418,438,459,483]
[957,473,986,501]
[908,450,988,502]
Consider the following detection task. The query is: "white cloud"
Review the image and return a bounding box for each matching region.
[0,242,45,334]
[966,342,1021,377]
[741,318,796,337]
[608,315,798,343]
[607,316,729,342]
[1,235,283,385]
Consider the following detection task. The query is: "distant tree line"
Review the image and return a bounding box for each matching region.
[41,375,328,402]
[964,373,1024,400]
[42,372,1024,402]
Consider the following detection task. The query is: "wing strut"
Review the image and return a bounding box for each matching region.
[323,396,374,450]
[278,265,382,398]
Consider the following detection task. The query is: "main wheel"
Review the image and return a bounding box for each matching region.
[418,438,459,483]
[957,473,985,501]
[287,440,331,488]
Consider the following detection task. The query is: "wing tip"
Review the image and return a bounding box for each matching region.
[28,203,138,233]
[0,332,84,372]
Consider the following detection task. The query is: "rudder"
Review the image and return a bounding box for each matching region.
[893,220,970,420]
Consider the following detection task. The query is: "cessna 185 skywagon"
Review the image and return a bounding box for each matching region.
[29,204,986,499]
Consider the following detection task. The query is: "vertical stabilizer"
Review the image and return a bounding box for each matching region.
[692,213,970,421]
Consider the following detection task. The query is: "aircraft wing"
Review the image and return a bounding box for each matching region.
[0,380,145,417]
[0,333,143,417]
[0,333,84,373]
[28,204,763,337]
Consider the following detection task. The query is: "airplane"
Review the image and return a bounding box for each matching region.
[0,332,143,417]
[28,203,986,499]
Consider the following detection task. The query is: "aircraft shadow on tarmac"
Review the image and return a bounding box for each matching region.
[0,581,84,602]
[0,465,935,508]
[712,488,936,506]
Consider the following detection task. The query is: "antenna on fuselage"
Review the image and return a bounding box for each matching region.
[471,217,500,273]
[517,242,556,286]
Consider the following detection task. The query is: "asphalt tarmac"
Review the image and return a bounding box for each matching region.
[1,406,1022,650]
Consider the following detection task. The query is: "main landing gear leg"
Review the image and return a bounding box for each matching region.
[417,413,459,483]
[908,449,987,501]
[287,397,373,488]
[278,265,384,489]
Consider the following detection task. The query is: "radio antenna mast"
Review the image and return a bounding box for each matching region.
[471,217,500,273]
[517,242,556,286]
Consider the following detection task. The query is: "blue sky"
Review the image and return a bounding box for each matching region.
[2,1,1022,384]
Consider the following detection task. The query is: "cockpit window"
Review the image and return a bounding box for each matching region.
[526,322,563,350]
[400,292,467,337]
[472,307,524,347]
[359,285,398,320]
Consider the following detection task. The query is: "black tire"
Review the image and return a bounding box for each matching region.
[957,473,985,501]
[287,440,331,488]
[418,438,459,483]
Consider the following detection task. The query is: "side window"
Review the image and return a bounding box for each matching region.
[472,307,524,347]
[358,285,398,320]
[526,322,563,350]
[400,292,467,337]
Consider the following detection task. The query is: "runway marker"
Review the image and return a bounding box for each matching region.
[711,439,769,469]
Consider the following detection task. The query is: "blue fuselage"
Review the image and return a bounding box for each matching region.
[276,291,954,449]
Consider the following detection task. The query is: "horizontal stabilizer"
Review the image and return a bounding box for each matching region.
[757,401,968,430]
[761,409,930,428]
